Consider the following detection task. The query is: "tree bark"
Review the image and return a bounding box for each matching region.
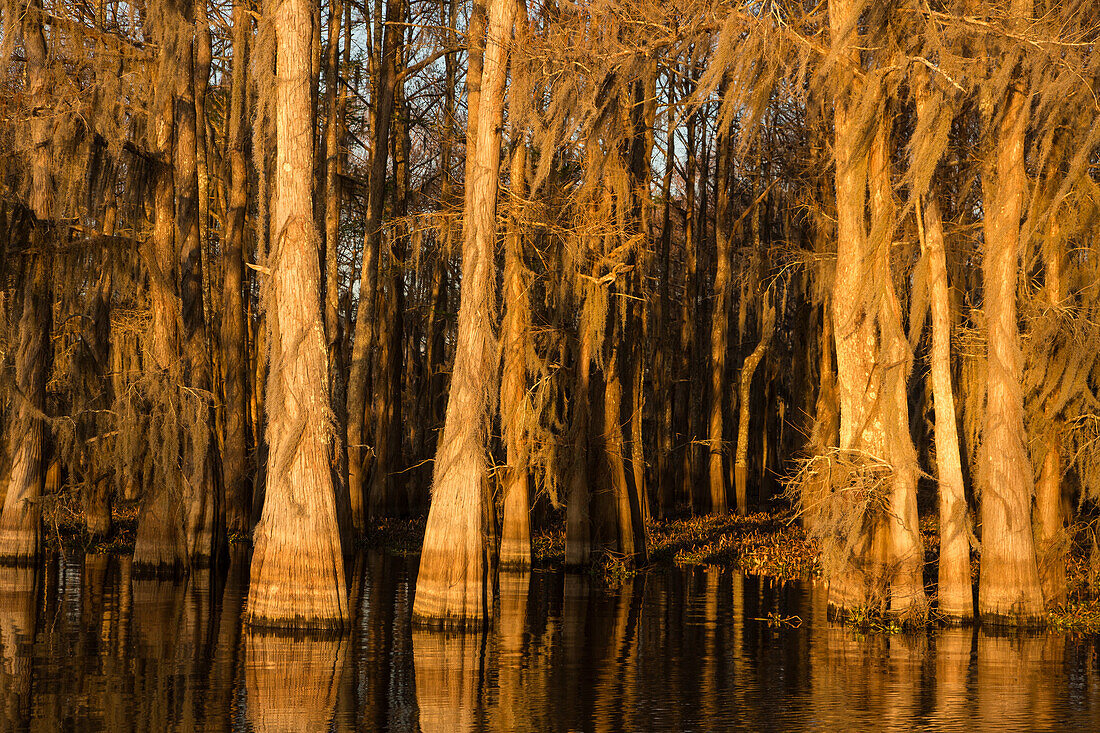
[499,140,532,571]
[323,0,348,513]
[368,16,409,518]
[827,0,877,611]
[195,0,214,363]
[176,17,216,567]
[413,0,514,627]
[1036,220,1067,606]
[734,297,774,514]
[419,0,458,505]
[977,67,1045,625]
[83,207,117,541]
[707,119,733,515]
[655,77,676,517]
[565,321,593,567]
[916,191,972,620]
[134,63,182,568]
[869,118,925,617]
[627,70,654,521]
[826,0,925,615]
[221,0,253,539]
[677,86,698,513]
[0,0,54,564]
[0,255,51,563]
[246,0,348,629]
[346,0,403,531]
[606,319,648,563]
[909,70,973,619]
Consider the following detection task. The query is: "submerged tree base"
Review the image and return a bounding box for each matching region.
[0,526,39,567]
[245,538,350,631]
[976,610,1048,630]
[33,502,1100,633]
[826,602,935,633]
[411,611,491,632]
[245,613,350,632]
[413,506,492,631]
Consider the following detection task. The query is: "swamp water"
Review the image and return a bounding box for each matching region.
[0,551,1098,731]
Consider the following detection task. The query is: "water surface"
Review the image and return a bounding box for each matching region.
[1,551,1097,731]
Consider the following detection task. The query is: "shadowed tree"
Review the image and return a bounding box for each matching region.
[499,138,533,571]
[0,0,53,564]
[221,0,254,539]
[346,0,403,530]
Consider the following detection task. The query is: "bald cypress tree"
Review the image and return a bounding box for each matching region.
[499,140,532,571]
[221,0,254,540]
[413,0,516,627]
[977,0,1044,625]
[819,0,925,616]
[245,0,348,629]
[0,0,53,564]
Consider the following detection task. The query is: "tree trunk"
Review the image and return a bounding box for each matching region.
[176,21,217,568]
[827,0,877,611]
[221,0,253,540]
[677,90,698,513]
[804,301,838,539]
[1036,220,1067,606]
[916,192,973,619]
[826,0,925,615]
[0,0,53,564]
[499,141,532,571]
[246,0,348,629]
[369,23,409,518]
[869,118,925,618]
[655,78,676,517]
[977,67,1044,625]
[565,323,593,567]
[1035,429,1065,603]
[910,74,972,620]
[606,320,647,563]
[0,255,51,563]
[627,70,654,521]
[346,0,402,531]
[134,13,217,573]
[324,0,348,513]
[418,0,458,507]
[83,207,117,541]
[735,297,774,514]
[413,0,514,627]
[707,121,733,515]
[195,0,214,364]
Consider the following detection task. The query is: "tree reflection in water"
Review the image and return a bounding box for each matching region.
[0,565,35,730]
[1,553,1100,730]
[244,628,347,732]
[411,626,485,732]
[131,570,213,729]
[493,570,532,732]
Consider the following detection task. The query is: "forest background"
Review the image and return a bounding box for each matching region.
[0,0,1098,629]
